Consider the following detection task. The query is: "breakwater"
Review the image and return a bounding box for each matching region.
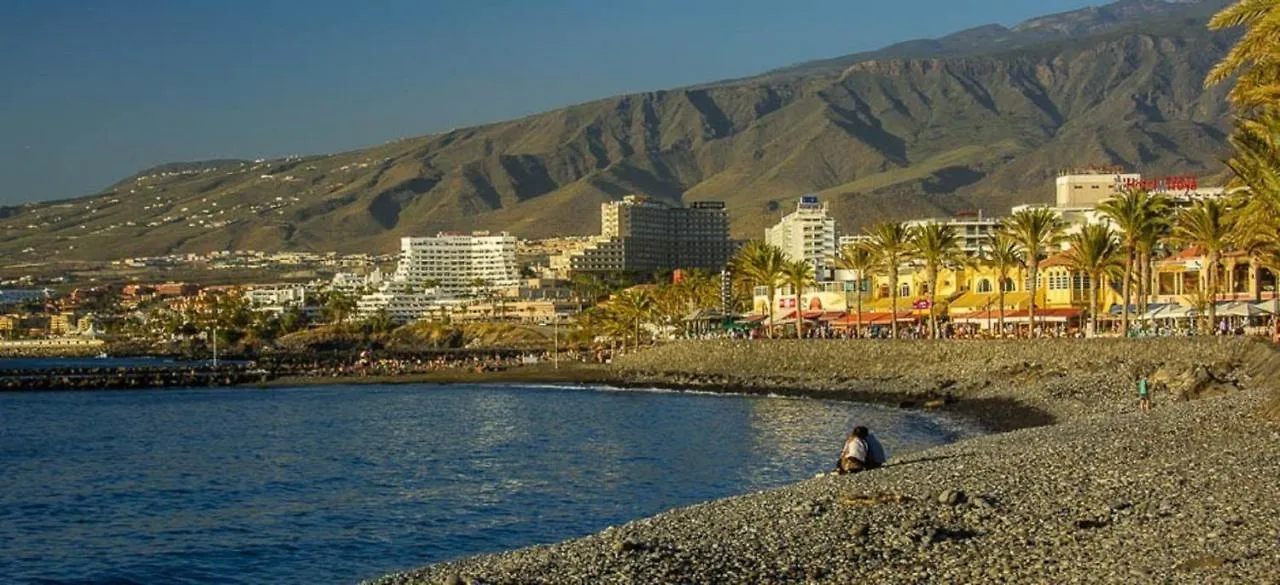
[0,363,269,391]
[371,338,1280,585]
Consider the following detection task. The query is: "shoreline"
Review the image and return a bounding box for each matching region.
[366,338,1280,584]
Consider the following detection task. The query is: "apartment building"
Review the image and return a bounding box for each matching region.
[392,231,519,295]
[567,196,732,274]
[766,196,837,280]
[905,212,1000,255]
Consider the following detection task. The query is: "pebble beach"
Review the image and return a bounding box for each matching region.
[368,338,1280,585]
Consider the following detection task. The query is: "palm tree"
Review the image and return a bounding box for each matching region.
[611,289,655,348]
[1225,115,1280,299]
[834,243,877,336]
[1000,208,1065,336]
[1063,224,1124,336]
[1135,198,1173,315]
[366,309,396,334]
[984,233,1024,336]
[323,291,357,325]
[1171,199,1236,333]
[781,260,815,338]
[911,222,962,338]
[1098,190,1171,334]
[732,241,787,337]
[1205,0,1280,112]
[1228,190,1278,302]
[865,222,915,339]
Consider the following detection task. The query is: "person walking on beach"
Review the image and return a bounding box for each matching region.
[837,426,886,474]
[1138,375,1151,413]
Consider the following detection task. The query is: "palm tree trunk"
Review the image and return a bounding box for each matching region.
[1207,254,1219,332]
[794,282,804,339]
[1028,259,1039,338]
[855,281,863,339]
[890,264,900,339]
[1121,246,1134,335]
[1089,272,1098,337]
[998,269,1007,337]
[928,265,939,339]
[766,288,776,339]
[1138,249,1150,315]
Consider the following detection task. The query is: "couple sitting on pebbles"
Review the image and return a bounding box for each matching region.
[836,426,887,474]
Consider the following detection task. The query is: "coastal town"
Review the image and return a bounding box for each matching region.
[2,168,1277,360]
[6,1,1280,584]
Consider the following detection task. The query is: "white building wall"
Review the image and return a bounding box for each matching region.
[765,198,837,280]
[393,232,520,296]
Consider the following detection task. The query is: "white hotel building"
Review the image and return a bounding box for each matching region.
[392,231,520,296]
[766,196,838,281]
[357,231,520,323]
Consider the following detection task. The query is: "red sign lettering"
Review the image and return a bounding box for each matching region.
[1118,176,1198,193]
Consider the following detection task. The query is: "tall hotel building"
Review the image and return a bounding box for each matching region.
[568,196,733,274]
[766,196,838,280]
[393,231,520,295]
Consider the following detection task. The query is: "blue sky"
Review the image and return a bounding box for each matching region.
[0,0,1101,205]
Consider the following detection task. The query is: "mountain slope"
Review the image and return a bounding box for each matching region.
[0,0,1238,262]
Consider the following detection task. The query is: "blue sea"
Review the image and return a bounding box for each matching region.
[0,383,973,585]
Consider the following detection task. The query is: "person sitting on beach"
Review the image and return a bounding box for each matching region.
[837,426,886,474]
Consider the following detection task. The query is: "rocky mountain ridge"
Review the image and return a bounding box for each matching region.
[0,0,1238,262]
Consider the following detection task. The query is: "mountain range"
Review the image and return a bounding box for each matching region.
[0,0,1239,262]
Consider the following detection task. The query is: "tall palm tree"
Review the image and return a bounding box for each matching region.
[1000,208,1066,336]
[984,233,1024,336]
[1205,0,1280,112]
[835,243,877,336]
[781,260,816,338]
[866,222,915,339]
[1135,199,1173,315]
[324,291,357,325]
[732,241,788,337]
[1171,199,1236,333]
[610,289,655,348]
[1063,224,1124,336]
[1098,189,1171,334]
[1224,114,1280,296]
[911,222,962,338]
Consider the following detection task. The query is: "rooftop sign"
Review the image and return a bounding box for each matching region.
[1117,176,1198,193]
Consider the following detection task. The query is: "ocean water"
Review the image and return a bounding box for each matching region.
[0,383,973,585]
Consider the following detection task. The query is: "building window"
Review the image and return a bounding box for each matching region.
[978,279,992,293]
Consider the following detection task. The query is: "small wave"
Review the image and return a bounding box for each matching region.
[520,382,804,400]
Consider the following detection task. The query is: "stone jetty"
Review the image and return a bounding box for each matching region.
[369,337,1280,584]
[0,363,269,391]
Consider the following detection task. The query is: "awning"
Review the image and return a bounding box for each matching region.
[1218,301,1273,317]
[957,308,1082,324]
[1110,303,1168,315]
[831,311,915,326]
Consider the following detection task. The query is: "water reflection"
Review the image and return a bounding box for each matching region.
[0,384,971,585]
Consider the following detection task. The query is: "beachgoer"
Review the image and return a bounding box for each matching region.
[837,426,886,474]
[1138,375,1151,413]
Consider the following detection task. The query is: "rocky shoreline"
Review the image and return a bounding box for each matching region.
[367,338,1280,584]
